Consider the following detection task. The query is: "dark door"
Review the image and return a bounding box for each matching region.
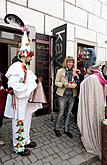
[0,42,18,72]
[35,33,51,116]
[0,41,18,90]
[0,27,21,75]
[0,43,8,75]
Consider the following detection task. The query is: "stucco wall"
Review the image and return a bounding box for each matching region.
[1,0,107,62]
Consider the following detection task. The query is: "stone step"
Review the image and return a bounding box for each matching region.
[80,154,100,165]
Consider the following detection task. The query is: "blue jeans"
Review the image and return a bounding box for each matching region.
[54,95,75,132]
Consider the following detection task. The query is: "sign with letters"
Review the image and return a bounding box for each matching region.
[52,24,67,112]
[52,24,67,74]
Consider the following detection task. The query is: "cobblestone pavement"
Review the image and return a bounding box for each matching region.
[0,113,101,165]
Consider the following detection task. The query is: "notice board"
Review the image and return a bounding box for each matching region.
[35,33,51,116]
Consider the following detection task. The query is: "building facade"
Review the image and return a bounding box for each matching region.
[0,0,107,113]
[1,0,107,66]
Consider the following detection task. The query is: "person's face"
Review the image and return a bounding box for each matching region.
[67,60,74,69]
[86,66,93,74]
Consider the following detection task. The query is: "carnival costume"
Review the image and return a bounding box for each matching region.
[4,20,42,155]
[77,49,106,159]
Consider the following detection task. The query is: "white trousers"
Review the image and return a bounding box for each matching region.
[12,112,32,151]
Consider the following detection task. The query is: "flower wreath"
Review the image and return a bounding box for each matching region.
[16,50,34,58]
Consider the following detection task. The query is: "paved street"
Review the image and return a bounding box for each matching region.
[0,113,101,165]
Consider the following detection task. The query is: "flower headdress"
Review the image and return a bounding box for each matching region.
[16,25,34,58]
[4,14,34,59]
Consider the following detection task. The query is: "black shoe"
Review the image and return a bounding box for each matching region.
[54,129,62,137]
[24,142,37,148]
[64,131,73,138]
[17,149,30,156]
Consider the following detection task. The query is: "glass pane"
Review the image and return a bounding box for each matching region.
[10,46,18,64]
[8,45,18,66]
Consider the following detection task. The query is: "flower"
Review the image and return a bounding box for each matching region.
[7,87,14,95]
[16,50,34,58]
[16,136,25,142]
[22,63,27,73]
[16,120,24,126]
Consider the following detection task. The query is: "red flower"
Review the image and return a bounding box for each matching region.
[78,53,83,59]
[20,51,23,56]
[22,63,27,73]
[27,51,30,56]
[7,88,14,95]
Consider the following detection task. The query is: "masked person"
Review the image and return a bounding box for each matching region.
[4,26,42,156]
[77,49,106,159]
[54,56,80,138]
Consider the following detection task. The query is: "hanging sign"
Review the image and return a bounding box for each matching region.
[52,24,67,74]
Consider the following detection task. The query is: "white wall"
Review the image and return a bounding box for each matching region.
[0,0,6,19]
[28,0,63,19]
[65,2,87,27]
[9,0,27,6]
[1,0,107,62]
[7,2,44,33]
[76,0,101,16]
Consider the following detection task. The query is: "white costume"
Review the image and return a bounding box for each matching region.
[4,61,42,152]
[77,74,105,159]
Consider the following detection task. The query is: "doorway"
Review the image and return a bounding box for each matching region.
[0,43,8,75]
[0,41,19,73]
[35,33,51,116]
[0,27,22,76]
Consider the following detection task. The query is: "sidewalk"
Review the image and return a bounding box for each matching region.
[0,113,101,165]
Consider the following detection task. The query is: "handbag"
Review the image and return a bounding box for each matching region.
[28,81,47,103]
[23,71,47,103]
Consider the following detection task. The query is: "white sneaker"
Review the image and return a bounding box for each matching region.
[0,140,5,145]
